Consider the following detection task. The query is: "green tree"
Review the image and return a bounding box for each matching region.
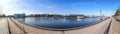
[0,14,6,17]
[2,14,5,16]
[114,8,120,16]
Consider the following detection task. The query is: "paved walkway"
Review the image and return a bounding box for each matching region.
[109,17,120,34]
[8,18,111,34]
[65,18,111,34]
[0,18,8,34]
[8,18,25,34]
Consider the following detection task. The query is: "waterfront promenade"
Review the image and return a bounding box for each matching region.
[0,18,8,34]
[109,17,120,34]
[7,18,111,34]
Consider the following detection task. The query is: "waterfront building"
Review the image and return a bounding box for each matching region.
[14,13,25,18]
[65,14,85,19]
[29,14,65,18]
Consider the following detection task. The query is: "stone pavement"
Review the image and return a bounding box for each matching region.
[0,17,114,34]
[109,17,120,34]
[0,18,8,34]
[8,18,111,34]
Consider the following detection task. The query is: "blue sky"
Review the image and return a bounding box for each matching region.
[0,0,120,16]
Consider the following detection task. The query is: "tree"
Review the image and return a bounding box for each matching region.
[0,14,6,17]
[114,8,120,16]
[2,14,5,16]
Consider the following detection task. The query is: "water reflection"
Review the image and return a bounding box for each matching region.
[15,17,100,29]
[15,18,25,22]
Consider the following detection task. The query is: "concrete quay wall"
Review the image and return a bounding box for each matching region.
[8,18,111,34]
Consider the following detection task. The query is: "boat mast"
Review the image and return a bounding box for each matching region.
[100,9,102,20]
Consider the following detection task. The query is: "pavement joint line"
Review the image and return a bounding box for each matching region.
[7,18,11,34]
[9,18,27,34]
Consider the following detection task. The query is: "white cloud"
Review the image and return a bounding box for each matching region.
[0,0,20,15]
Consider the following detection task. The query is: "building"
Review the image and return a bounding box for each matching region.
[65,14,85,19]
[14,13,25,18]
[29,14,65,18]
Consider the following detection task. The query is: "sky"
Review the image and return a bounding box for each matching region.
[0,0,120,16]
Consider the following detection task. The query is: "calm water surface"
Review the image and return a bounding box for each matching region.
[15,17,100,29]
